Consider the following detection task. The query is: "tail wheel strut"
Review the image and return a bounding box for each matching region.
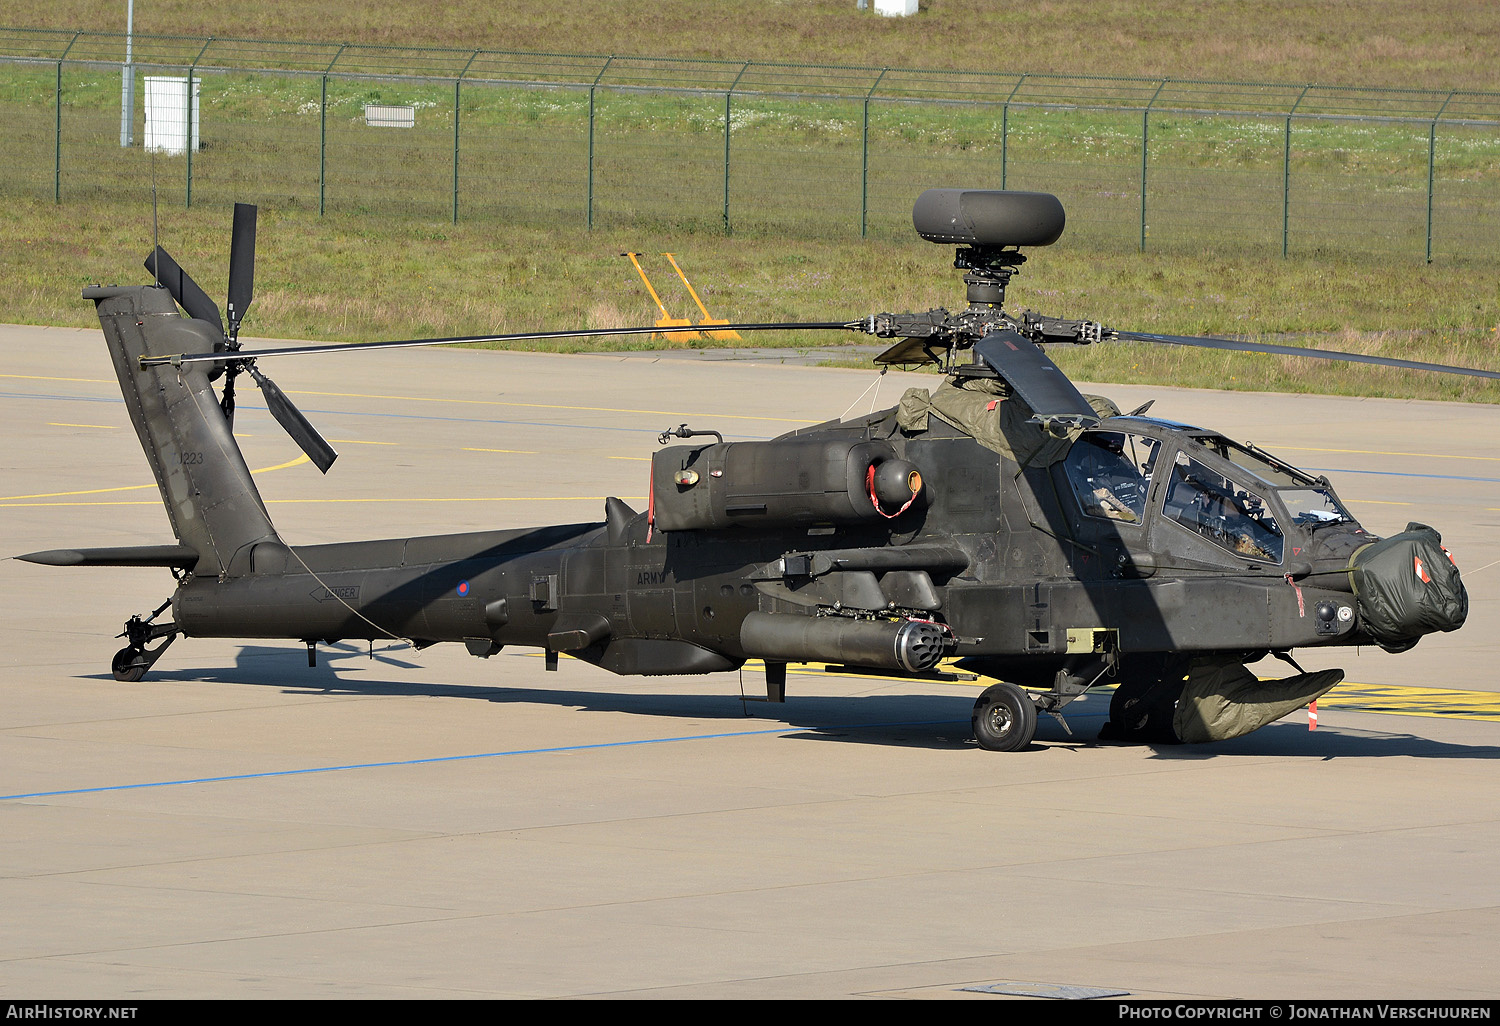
[112,599,179,682]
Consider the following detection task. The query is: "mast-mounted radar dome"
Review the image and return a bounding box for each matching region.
[912,189,1066,248]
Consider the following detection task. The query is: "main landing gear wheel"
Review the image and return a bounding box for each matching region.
[972,681,1038,751]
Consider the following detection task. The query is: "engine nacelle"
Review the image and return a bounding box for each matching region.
[651,438,922,532]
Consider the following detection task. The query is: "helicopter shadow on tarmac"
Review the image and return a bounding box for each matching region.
[78,641,1500,760]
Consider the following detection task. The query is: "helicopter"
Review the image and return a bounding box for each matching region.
[16,189,1484,751]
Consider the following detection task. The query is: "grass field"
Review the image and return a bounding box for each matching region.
[8,1,1500,91]
[2,2,1497,403]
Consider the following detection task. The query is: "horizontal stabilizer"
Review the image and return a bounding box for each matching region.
[16,545,200,569]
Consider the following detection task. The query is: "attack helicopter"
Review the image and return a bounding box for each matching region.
[18,189,1483,751]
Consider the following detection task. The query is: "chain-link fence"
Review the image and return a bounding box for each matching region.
[4,27,1498,260]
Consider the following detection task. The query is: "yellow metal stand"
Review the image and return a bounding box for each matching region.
[663,252,741,340]
[622,252,699,343]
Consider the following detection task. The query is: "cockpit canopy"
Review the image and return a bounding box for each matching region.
[1061,422,1357,566]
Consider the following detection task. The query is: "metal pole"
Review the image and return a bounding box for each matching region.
[184,68,192,207]
[725,62,750,236]
[1284,86,1310,259]
[119,0,135,147]
[723,91,732,234]
[452,78,461,224]
[54,60,62,202]
[319,46,345,219]
[587,86,595,229]
[861,68,886,238]
[184,39,210,208]
[1140,80,1165,253]
[1001,105,1008,190]
[55,33,79,204]
[453,51,478,225]
[588,57,613,231]
[1282,116,1291,258]
[319,75,327,216]
[1427,92,1454,264]
[861,97,870,236]
[1001,74,1025,192]
[1140,109,1148,252]
[1426,121,1436,264]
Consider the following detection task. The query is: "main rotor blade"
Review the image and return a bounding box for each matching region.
[1117,330,1500,381]
[139,321,856,367]
[247,364,338,474]
[974,329,1100,424]
[144,247,224,336]
[226,203,257,338]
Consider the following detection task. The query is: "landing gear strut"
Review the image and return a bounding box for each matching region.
[111,598,179,682]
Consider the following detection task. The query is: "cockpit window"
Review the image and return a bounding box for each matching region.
[1190,434,1309,487]
[1064,432,1159,524]
[1280,487,1353,527]
[1164,452,1284,562]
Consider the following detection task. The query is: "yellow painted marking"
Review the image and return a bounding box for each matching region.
[463,447,538,454]
[290,388,815,425]
[520,657,1500,724]
[1277,445,1500,464]
[262,495,648,505]
[1317,683,1500,722]
[5,371,811,423]
[47,422,117,430]
[0,501,161,507]
[0,373,113,384]
[608,456,651,461]
[0,456,309,502]
[326,438,395,446]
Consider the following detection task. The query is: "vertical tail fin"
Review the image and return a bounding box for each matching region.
[85,284,281,577]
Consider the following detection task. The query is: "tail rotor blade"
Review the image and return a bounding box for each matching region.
[247,364,338,474]
[144,246,224,337]
[227,203,257,340]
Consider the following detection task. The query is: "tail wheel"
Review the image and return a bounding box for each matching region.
[111,647,148,683]
[972,681,1037,752]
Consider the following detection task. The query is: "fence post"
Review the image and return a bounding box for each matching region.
[1284,86,1310,259]
[861,68,887,238]
[1427,92,1454,264]
[723,90,731,233]
[183,67,193,207]
[1001,105,1007,190]
[1141,80,1165,252]
[1139,109,1148,251]
[587,86,596,229]
[53,33,80,203]
[1282,117,1291,258]
[588,57,613,230]
[1426,121,1436,264]
[1001,74,1025,191]
[185,39,211,209]
[725,63,750,235]
[453,52,478,225]
[54,60,62,203]
[319,45,345,218]
[319,75,328,216]
[450,78,456,225]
